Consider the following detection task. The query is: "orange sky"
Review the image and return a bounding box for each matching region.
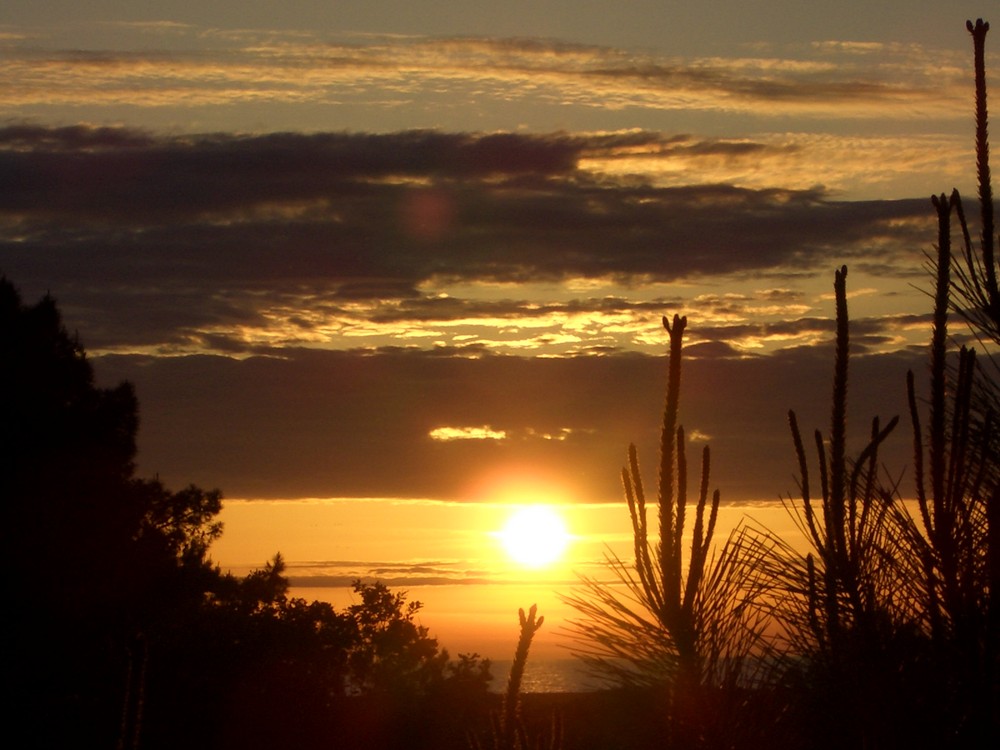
[211,497,808,659]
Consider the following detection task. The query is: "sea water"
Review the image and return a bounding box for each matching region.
[486,658,605,693]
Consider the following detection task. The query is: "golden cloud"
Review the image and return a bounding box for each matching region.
[429,425,508,441]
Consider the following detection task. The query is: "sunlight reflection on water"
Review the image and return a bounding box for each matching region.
[487,658,604,693]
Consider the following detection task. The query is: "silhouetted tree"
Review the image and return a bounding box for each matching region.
[1,278,491,750]
[747,21,1000,748]
[894,22,999,742]
[141,561,493,750]
[141,554,358,750]
[2,278,139,610]
[345,580,452,697]
[0,277,225,748]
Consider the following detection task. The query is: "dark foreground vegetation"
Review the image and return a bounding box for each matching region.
[561,18,1000,750]
[1,274,495,749]
[2,18,998,750]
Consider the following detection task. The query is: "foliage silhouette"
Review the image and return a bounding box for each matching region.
[0,278,493,750]
[125,556,494,750]
[345,579,455,697]
[0,277,226,748]
[746,265,938,750]
[563,18,998,750]
[739,19,1000,749]
[473,604,562,750]
[945,20,1000,663]
[562,314,773,748]
[894,20,999,741]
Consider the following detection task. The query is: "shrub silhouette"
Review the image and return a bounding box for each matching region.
[743,18,1000,749]
[748,266,931,749]
[895,19,998,742]
[563,315,772,748]
[473,604,561,750]
[564,17,999,750]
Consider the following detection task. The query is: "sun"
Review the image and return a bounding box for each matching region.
[498,505,570,568]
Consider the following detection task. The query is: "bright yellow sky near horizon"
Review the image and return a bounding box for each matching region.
[210,495,808,660]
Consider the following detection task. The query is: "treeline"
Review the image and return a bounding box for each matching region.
[0,277,492,750]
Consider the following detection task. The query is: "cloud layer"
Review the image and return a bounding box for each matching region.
[0,28,972,118]
[2,9,982,504]
[1,125,941,360]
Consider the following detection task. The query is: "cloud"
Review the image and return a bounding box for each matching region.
[580,131,972,199]
[0,28,972,122]
[285,559,502,588]
[0,11,977,524]
[429,426,507,441]
[89,345,927,504]
[1,125,940,358]
[0,123,951,506]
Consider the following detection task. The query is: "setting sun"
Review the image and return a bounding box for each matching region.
[497,505,571,568]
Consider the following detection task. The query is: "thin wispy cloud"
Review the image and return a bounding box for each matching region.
[0,26,978,122]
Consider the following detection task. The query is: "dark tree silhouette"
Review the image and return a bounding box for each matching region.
[345,579,452,697]
[2,278,139,606]
[1,277,492,750]
[0,277,224,748]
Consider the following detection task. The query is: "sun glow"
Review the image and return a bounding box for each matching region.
[497,505,571,568]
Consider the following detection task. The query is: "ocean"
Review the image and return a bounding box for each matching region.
[486,658,605,693]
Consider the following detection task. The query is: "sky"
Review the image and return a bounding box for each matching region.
[2,2,996,660]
